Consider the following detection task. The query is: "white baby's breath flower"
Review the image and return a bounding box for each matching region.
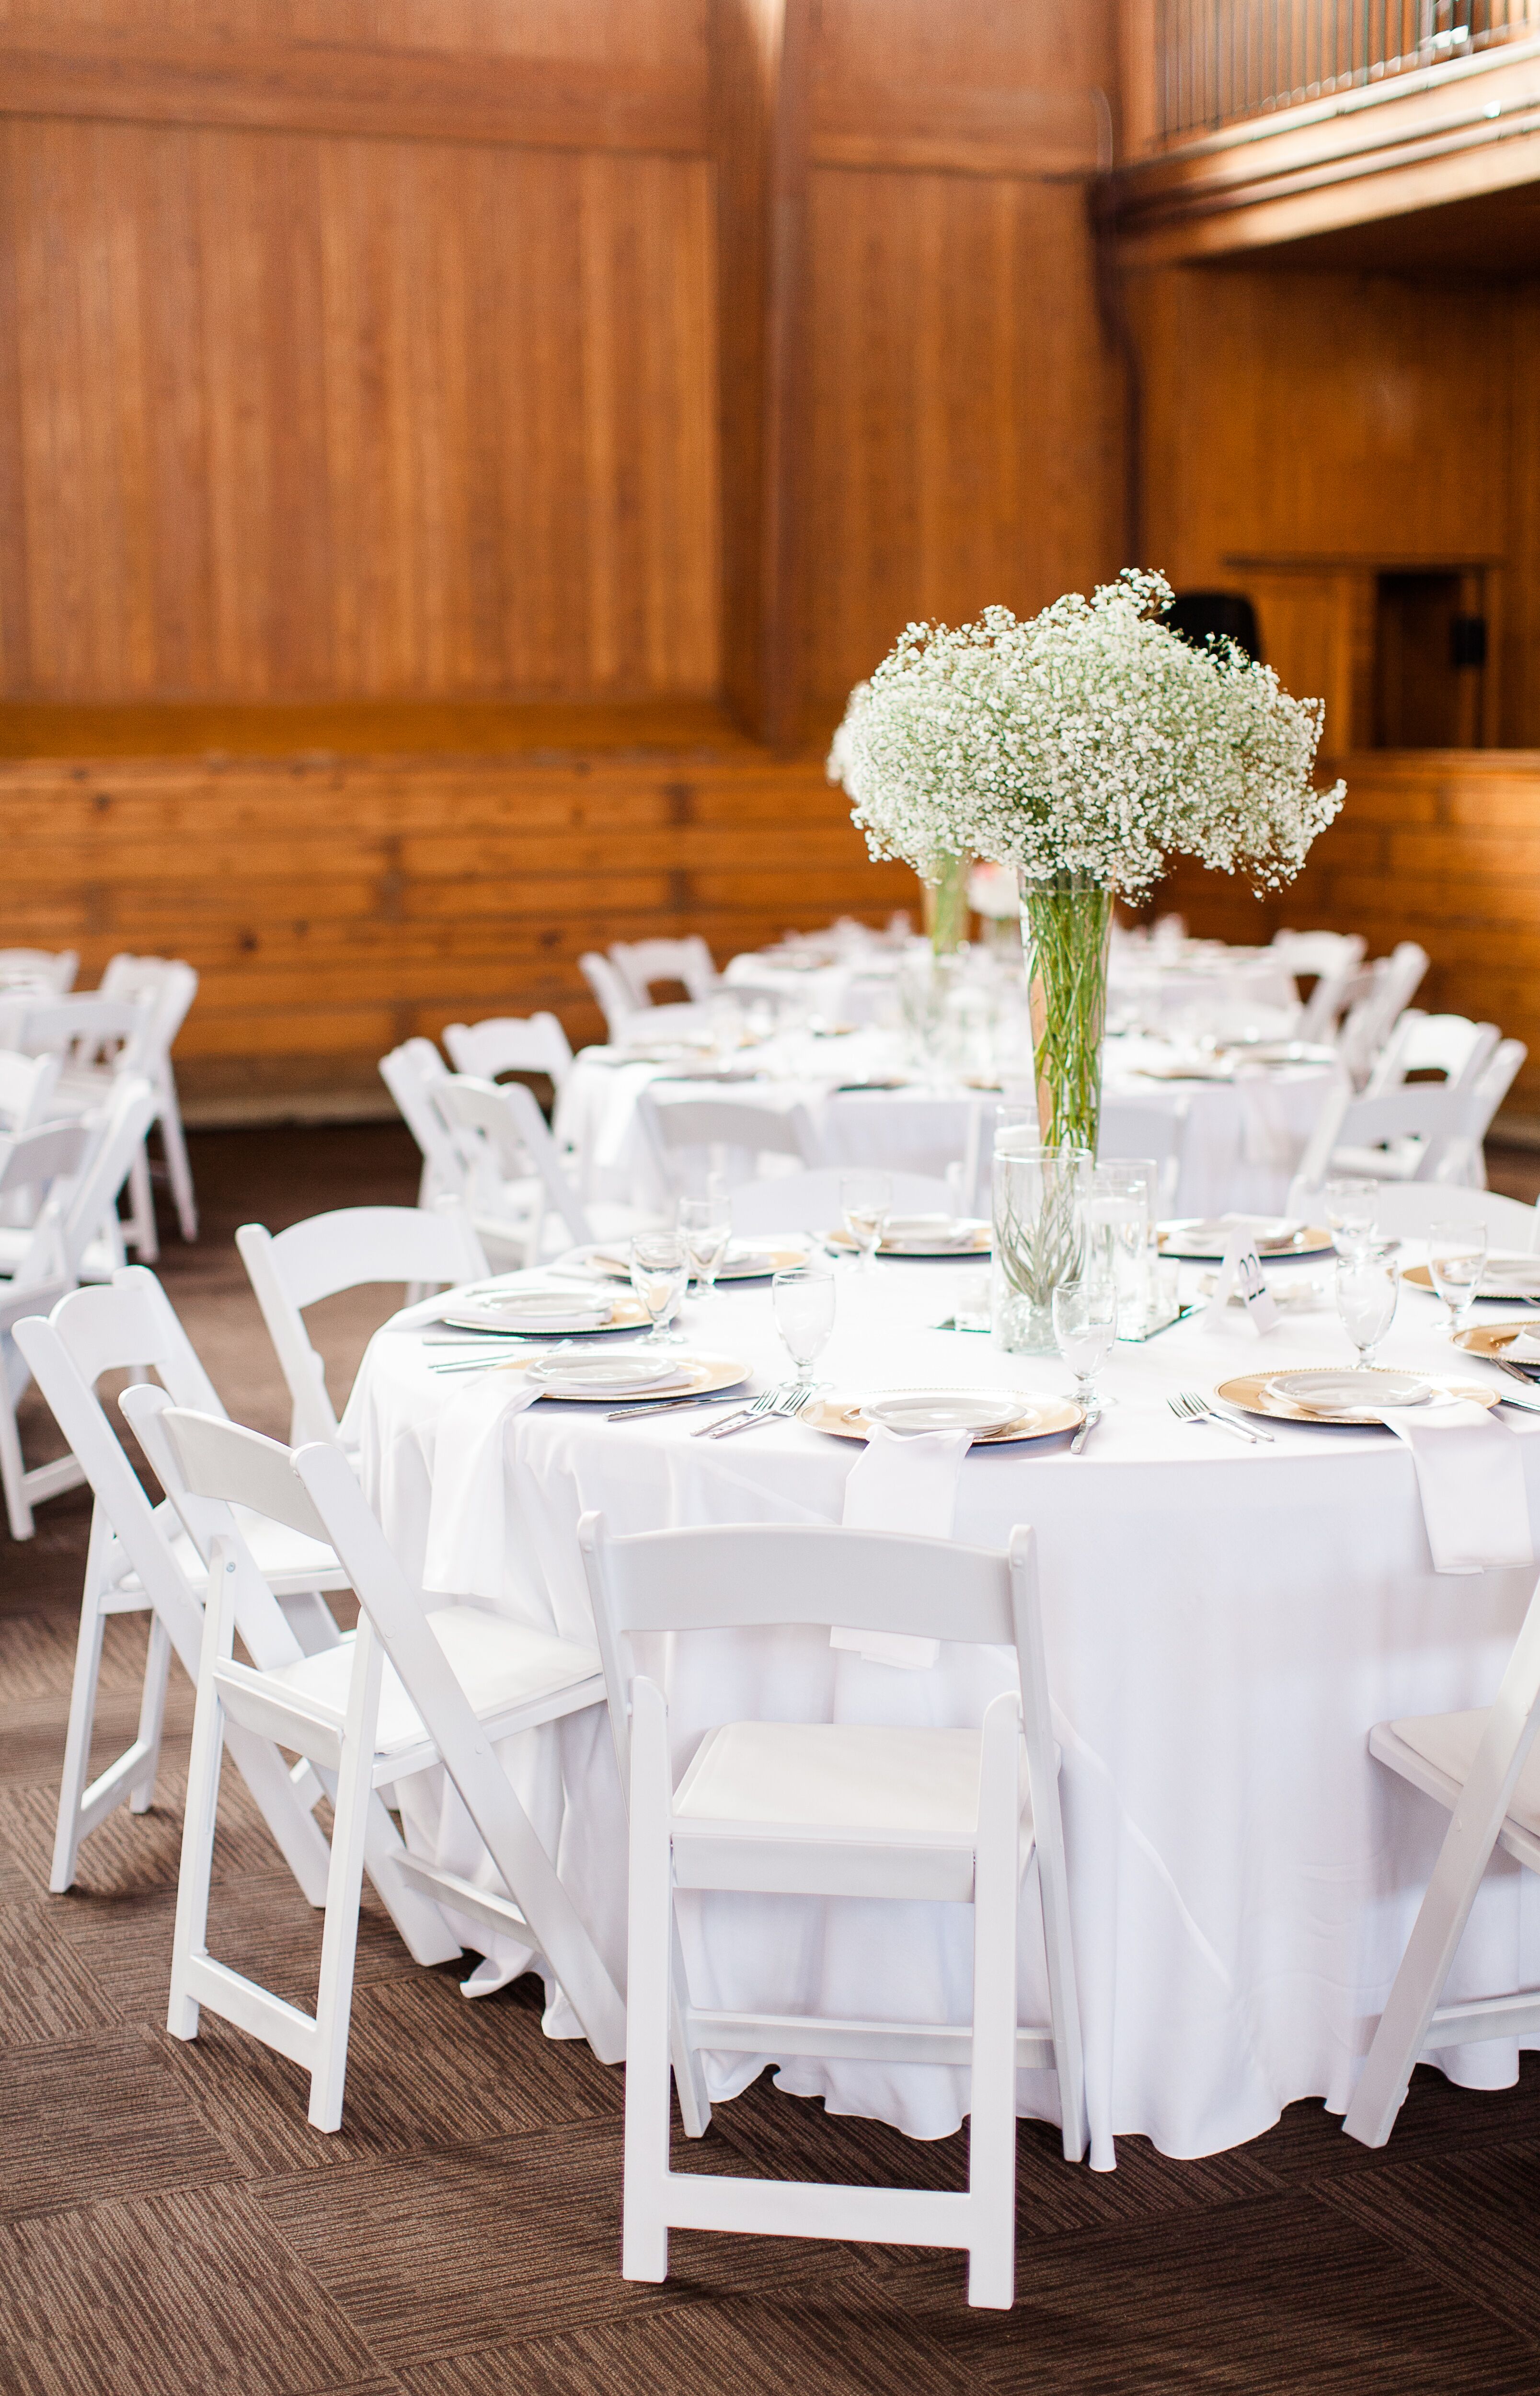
[827,570,1344,903]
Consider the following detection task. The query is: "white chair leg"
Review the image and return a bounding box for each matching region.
[126,1142,159,1262]
[622,1678,674,2283]
[158,1089,198,1241]
[966,1695,1019,2311]
[167,1574,233,2043]
[49,1576,115,1890]
[307,1628,383,2132]
[128,1612,172,1815]
[0,1378,35,1540]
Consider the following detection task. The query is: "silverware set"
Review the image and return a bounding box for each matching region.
[1167,1390,1273,1445]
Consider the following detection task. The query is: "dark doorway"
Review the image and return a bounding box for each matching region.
[1374,572,1485,748]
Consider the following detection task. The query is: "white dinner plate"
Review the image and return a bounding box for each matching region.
[1158,1217,1333,1261]
[827,1219,991,1258]
[439,1289,621,1336]
[524,1353,688,1398]
[1264,1368,1432,1417]
[865,1391,1024,1437]
[1406,1256,1540,1301]
[578,1240,808,1283]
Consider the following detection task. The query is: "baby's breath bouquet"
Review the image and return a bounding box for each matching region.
[830,570,1343,1150]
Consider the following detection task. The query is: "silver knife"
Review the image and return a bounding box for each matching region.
[607,1392,746,1422]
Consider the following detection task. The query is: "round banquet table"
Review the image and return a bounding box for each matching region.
[344,1256,1540,2172]
[555,1032,1338,1222]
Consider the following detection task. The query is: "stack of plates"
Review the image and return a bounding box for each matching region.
[827,1216,991,1258]
[522,1351,749,1403]
[1158,1218,1331,1261]
[439,1288,634,1337]
[803,1388,1080,1444]
[1213,1366,1497,1426]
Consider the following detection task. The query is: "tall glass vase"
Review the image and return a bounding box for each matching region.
[991,1140,1092,1356]
[1018,870,1115,1153]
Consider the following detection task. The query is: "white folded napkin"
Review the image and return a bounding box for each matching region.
[1504,1332,1540,1364]
[832,1423,973,1669]
[421,1375,543,1599]
[1382,1401,1534,1576]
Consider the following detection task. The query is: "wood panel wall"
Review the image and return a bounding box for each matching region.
[0,709,913,1112]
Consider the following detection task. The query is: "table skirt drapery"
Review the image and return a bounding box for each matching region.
[345,1269,1540,2170]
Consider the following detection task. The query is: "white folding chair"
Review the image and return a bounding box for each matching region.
[1366,1011,1498,1101]
[156,1408,624,2129]
[580,951,642,1045]
[1268,931,1365,1044]
[1095,1096,1193,1215]
[95,956,200,1246]
[579,1512,1087,2310]
[236,1201,488,1451]
[0,1078,157,1539]
[1444,1038,1527,1189]
[0,947,77,995]
[730,1166,956,1236]
[640,1090,823,1199]
[14,1270,352,1890]
[610,938,719,1009]
[379,1038,466,1210]
[1344,1564,1540,2149]
[434,1074,592,1263]
[0,1049,62,1133]
[1289,1079,1466,1204]
[444,1013,575,1093]
[1335,944,1430,1089]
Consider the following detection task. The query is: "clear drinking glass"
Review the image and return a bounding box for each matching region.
[1089,1158,1158,1334]
[629,1232,689,1346]
[678,1181,732,1299]
[1052,1277,1118,1413]
[1335,1250,1399,1368]
[840,1171,892,1271]
[1323,1176,1379,1258]
[771,1262,836,1373]
[1427,1219,1487,1332]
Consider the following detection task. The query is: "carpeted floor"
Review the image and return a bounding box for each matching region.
[2,1127,1540,2395]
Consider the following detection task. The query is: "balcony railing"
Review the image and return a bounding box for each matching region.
[1155,0,1540,139]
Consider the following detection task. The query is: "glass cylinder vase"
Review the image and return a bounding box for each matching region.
[1018,870,1115,1153]
[991,1139,1092,1357]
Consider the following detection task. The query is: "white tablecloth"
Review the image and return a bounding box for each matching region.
[555,1032,1337,1221]
[347,1256,1540,2169]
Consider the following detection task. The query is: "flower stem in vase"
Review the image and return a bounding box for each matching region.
[1019,871,1114,1153]
[923,852,969,957]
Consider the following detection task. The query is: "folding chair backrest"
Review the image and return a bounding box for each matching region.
[641,1092,821,1186]
[379,1039,466,1202]
[436,1075,591,1246]
[1368,1012,1498,1096]
[730,1166,954,1235]
[610,938,717,1008]
[237,1200,487,1444]
[579,951,638,1043]
[0,1049,61,1131]
[1337,945,1429,1084]
[10,993,150,1072]
[57,1078,158,1279]
[579,1514,1055,1811]
[1095,1096,1192,1214]
[0,1118,95,1289]
[100,956,198,1076]
[443,1014,574,1090]
[0,948,77,994]
[1334,1082,1465,1178]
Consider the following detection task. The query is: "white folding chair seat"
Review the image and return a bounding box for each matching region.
[444,1013,575,1093]
[155,1408,623,2130]
[1345,1567,1540,2149]
[730,1166,955,1236]
[238,1200,487,1450]
[0,1079,156,1539]
[13,1267,352,1888]
[580,1513,1087,2310]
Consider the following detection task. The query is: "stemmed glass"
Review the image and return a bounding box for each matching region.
[840,1172,892,1272]
[1427,1219,1487,1334]
[629,1232,689,1346]
[1052,1277,1118,1416]
[1335,1250,1399,1369]
[1323,1177,1379,1259]
[678,1180,732,1301]
[771,1263,836,1376]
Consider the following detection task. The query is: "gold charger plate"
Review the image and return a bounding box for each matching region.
[1406,1260,1540,1301]
[1454,1320,1540,1358]
[586,1241,809,1283]
[1158,1221,1333,1261]
[483,1349,749,1403]
[800,1390,1081,1445]
[440,1291,650,1336]
[1216,1366,1500,1427]
[826,1225,991,1258]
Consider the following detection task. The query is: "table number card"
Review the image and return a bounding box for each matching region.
[1201,1227,1280,1334]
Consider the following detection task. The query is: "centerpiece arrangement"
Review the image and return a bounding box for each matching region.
[829,568,1344,1152]
[829,569,1344,1350]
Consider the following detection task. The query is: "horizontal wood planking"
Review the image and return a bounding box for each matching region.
[1155,750,1540,1105]
[0,725,912,1104]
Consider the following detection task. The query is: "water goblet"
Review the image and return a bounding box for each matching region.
[771,1262,836,1375]
[1426,1218,1487,1334]
[1334,1250,1399,1369]
[1323,1176,1379,1259]
[629,1232,689,1346]
[840,1171,892,1272]
[1052,1277,1118,1415]
[678,1181,732,1301]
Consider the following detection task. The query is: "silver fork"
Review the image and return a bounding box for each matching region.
[692,1384,783,1439]
[701,1381,814,1440]
[1168,1390,1273,1445]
